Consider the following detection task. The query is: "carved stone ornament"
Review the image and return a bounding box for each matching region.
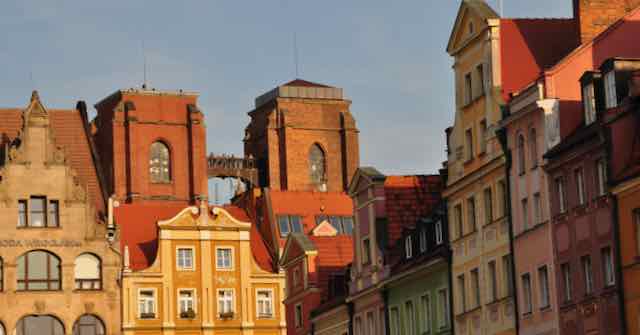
[34,300,46,313]
[84,302,95,313]
[52,145,65,164]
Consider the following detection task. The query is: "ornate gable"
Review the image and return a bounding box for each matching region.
[446,0,498,56]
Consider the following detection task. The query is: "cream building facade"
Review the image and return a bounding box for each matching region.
[119,202,286,335]
[0,93,121,335]
[444,2,515,335]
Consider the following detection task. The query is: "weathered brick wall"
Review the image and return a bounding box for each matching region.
[574,0,640,43]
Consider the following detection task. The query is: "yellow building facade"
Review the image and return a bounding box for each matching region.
[444,2,515,335]
[120,202,286,335]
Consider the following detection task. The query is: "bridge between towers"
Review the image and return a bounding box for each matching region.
[206,154,259,188]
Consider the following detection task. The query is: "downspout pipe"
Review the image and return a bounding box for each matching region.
[348,302,355,335]
[497,114,520,335]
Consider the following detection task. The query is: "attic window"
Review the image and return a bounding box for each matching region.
[583,83,596,124]
[605,71,617,109]
[277,215,303,237]
[405,236,413,259]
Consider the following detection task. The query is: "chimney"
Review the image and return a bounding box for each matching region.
[573,0,640,44]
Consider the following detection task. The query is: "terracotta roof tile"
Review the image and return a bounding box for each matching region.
[309,235,353,301]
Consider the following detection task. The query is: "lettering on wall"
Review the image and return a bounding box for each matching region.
[0,239,82,248]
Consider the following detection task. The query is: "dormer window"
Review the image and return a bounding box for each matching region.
[605,71,617,108]
[405,236,413,259]
[583,83,596,124]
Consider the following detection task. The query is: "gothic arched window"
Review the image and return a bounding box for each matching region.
[149,141,171,183]
[309,144,327,189]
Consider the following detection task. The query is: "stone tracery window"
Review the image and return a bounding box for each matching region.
[309,144,326,190]
[149,141,171,183]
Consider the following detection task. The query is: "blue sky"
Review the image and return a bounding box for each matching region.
[0,0,572,200]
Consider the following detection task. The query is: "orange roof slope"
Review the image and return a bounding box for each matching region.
[384,175,443,248]
[309,235,353,301]
[500,19,580,101]
[270,190,353,246]
[0,107,106,214]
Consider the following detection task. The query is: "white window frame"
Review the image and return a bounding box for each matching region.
[419,229,427,253]
[421,293,431,333]
[178,288,196,317]
[216,246,234,271]
[597,159,607,196]
[582,255,594,295]
[583,83,596,124]
[176,246,195,271]
[522,273,532,314]
[602,247,615,286]
[538,266,550,309]
[557,177,567,214]
[562,263,572,302]
[438,288,449,328]
[405,300,416,335]
[405,236,413,259]
[138,288,157,319]
[605,70,617,109]
[256,288,274,319]
[217,288,235,317]
[576,168,586,206]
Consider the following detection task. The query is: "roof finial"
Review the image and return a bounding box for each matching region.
[31,90,40,102]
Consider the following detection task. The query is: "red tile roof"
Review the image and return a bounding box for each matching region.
[0,107,106,214]
[269,190,353,246]
[116,203,277,273]
[384,175,443,249]
[309,235,353,301]
[500,19,580,101]
[283,79,332,88]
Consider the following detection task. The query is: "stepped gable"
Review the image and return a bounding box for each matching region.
[0,102,106,215]
[384,175,443,249]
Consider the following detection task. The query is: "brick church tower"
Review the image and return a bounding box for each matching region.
[244,79,359,193]
[93,88,208,205]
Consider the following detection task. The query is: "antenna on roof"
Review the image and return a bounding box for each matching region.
[142,40,148,89]
[293,32,300,78]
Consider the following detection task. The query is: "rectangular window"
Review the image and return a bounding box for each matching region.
[354,316,362,335]
[498,181,508,218]
[582,255,594,295]
[479,119,487,153]
[562,263,572,302]
[477,64,485,96]
[522,273,532,314]
[178,289,195,317]
[216,247,233,270]
[467,197,476,233]
[421,294,431,333]
[583,83,596,124]
[295,304,303,328]
[177,248,194,270]
[455,204,463,238]
[605,71,617,109]
[539,266,550,309]
[405,300,415,335]
[18,200,27,227]
[362,238,371,265]
[390,308,400,335]
[218,289,234,316]
[30,196,46,227]
[138,289,156,319]
[533,193,542,225]
[576,169,586,206]
[438,288,449,328]
[503,255,514,297]
[458,274,466,313]
[406,236,413,259]
[471,268,480,308]
[257,289,274,318]
[435,220,444,245]
[556,177,567,214]
[366,311,375,335]
[420,229,427,252]
[48,200,59,227]
[379,307,386,335]
[277,215,303,237]
[596,159,607,196]
[293,268,300,288]
[522,198,529,230]
[488,261,497,302]
[484,188,493,225]
[464,73,473,105]
[602,247,615,286]
[465,128,474,161]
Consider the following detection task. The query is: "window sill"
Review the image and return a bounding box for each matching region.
[73,289,103,292]
[16,226,61,229]
[521,311,533,319]
[539,305,551,313]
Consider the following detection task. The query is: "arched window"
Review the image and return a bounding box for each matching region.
[73,315,105,335]
[75,253,101,290]
[529,128,538,169]
[149,141,171,183]
[16,315,64,335]
[309,144,326,190]
[16,251,61,291]
[0,321,5,335]
[517,134,526,175]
